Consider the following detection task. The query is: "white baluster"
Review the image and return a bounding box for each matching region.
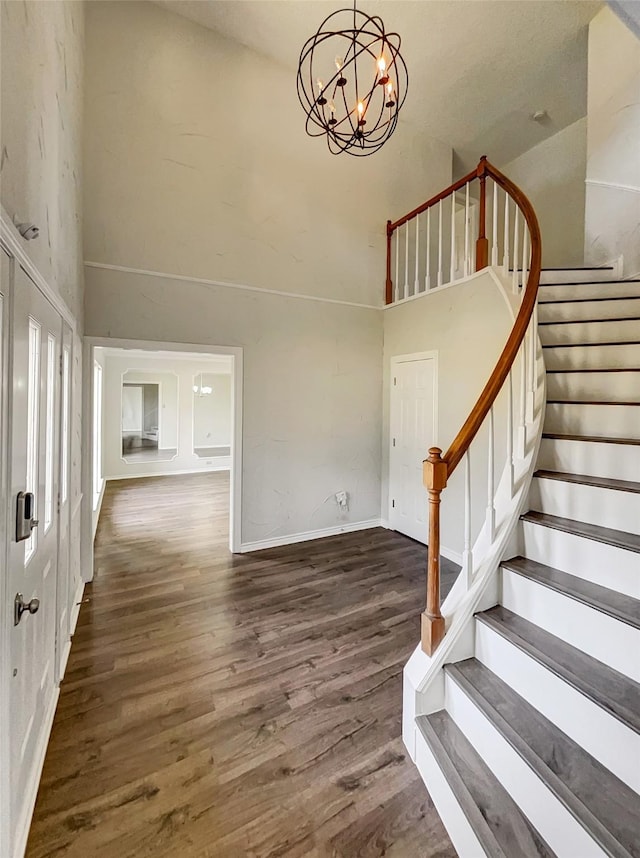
[492,180,498,266]
[527,305,537,422]
[404,221,410,299]
[506,370,514,496]
[414,213,420,295]
[463,450,472,588]
[464,183,470,277]
[486,407,495,541]
[522,227,529,295]
[394,229,399,302]
[450,191,457,282]
[437,199,443,287]
[517,338,527,458]
[425,207,431,291]
[512,206,520,293]
[503,193,510,276]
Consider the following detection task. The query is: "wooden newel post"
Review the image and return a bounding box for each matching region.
[385,220,393,304]
[476,155,489,271]
[421,447,448,655]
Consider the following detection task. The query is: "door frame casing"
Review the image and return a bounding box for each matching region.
[388,350,439,533]
[82,336,244,582]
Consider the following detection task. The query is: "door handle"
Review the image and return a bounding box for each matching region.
[16,491,38,542]
[14,593,40,626]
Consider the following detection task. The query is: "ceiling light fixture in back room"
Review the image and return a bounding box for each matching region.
[296,1,408,156]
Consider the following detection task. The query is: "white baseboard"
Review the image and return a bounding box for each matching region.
[13,686,60,858]
[377,521,463,566]
[239,518,382,552]
[105,464,231,482]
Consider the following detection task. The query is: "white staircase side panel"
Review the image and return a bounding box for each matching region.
[537,437,640,483]
[543,342,640,371]
[501,567,640,681]
[544,402,640,438]
[474,622,640,793]
[414,726,490,858]
[530,476,640,535]
[538,297,640,323]
[444,673,609,857]
[539,318,640,346]
[521,520,639,598]
[546,370,640,402]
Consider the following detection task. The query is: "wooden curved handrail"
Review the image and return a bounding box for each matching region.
[444,159,542,475]
[387,155,542,657]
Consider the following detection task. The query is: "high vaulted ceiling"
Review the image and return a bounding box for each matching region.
[154,0,601,170]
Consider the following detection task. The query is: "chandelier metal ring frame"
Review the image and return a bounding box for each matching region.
[296,6,408,156]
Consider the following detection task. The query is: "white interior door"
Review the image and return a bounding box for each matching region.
[7,264,62,851]
[389,355,437,543]
[56,323,73,680]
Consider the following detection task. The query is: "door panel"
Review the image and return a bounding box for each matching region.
[8,264,61,846]
[56,324,73,679]
[389,357,437,543]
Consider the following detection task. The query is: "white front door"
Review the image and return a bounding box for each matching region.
[56,323,73,680]
[389,355,437,543]
[7,263,62,851]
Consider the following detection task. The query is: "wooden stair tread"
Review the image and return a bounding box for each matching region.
[477,606,640,735]
[502,556,640,632]
[540,295,640,305]
[534,469,640,494]
[446,656,640,858]
[546,368,640,373]
[539,279,640,287]
[542,433,640,446]
[520,511,640,554]
[417,712,555,858]
[547,400,640,406]
[542,340,640,348]
[539,317,640,326]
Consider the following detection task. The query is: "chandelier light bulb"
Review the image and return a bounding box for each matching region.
[377,56,389,85]
[335,56,343,71]
[328,98,337,125]
[385,80,395,107]
[316,78,327,105]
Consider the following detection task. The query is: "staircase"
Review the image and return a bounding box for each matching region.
[414,266,640,857]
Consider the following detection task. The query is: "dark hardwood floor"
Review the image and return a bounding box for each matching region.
[27,473,458,858]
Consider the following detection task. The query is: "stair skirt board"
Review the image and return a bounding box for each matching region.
[546,369,640,401]
[529,476,640,536]
[521,520,639,598]
[473,623,640,795]
[538,437,640,483]
[544,402,640,437]
[443,672,611,857]
[538,297,640,322]
[414,723,490,858]
[543,342,640,371]
[501,567,640,682]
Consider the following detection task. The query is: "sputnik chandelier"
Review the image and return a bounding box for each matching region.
[296,2,408,156]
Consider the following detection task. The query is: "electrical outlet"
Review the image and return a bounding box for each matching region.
[335,490,348,508]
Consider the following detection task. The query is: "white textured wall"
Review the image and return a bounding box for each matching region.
[502,118,587,268]
[1,0,85,322]
[83,0,452,307]
[382,272,515,557]
[585,6,640,276]
[84,0,453,544]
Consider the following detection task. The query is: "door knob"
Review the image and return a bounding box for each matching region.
[14,593,40,626]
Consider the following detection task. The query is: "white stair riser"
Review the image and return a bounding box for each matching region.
[539,318,640,346]
[539,269,617,285]
[414,728,489,858]
[501,568,640,681]
[546,371,640,401]
[530,477,640,536]
[474,622,640,794]
[539,297,640,323]
[539,282,640,302]
[538,437,639,483]
[521,520,639,598]
[445,673,609,857]
[544,403,640,438]
[543,342,640,371]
